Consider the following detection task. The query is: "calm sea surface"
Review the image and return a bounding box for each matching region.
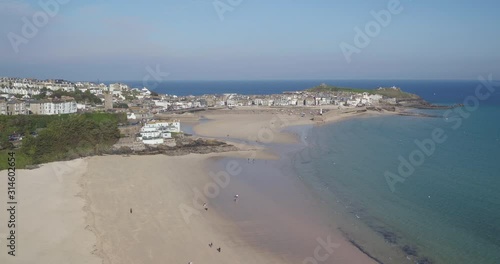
[111,79,490,99]
[126,79,500,263]
[289,80,500,263]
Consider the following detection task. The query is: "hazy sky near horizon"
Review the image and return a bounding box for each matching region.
[0,0,499,81]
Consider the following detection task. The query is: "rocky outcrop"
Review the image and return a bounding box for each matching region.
[396,98,463,109]
[114,137,238,156]
[366,106,396,112]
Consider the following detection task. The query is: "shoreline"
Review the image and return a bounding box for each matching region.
[205,126,413,264]
[189,106,402,145]
[186,107,401,263]
[0,106,434,264]
[189,107,424,263]
[193,104,498,263]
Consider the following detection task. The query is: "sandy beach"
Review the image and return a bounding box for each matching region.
[0,159,101,264]
[191,106,391,143]
[0,107,397,264]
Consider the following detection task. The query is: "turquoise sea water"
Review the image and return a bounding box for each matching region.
[116,79,487,97]
[185,79,500,263]
[291,91,500,262]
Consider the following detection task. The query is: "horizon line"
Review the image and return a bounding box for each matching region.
[98,78,484,82]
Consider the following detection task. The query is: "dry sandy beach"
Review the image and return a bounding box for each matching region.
[192,106,391,143]
[0,159,101,264]
[0,107,395,264]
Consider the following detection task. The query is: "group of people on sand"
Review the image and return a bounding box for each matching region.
[188,242,222,263]
[208,242,222,252]
[188,194,240,263]
[202,194,240,211]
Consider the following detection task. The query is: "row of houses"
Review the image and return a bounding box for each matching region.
[29,96,78,115]
[0,77,138,98]
[0,78,76,91]
[146,92,385,112]
[2,77,399,118]
[0,98,26,115]
[0,96,77,115]
[138,120,181,145]
[0,86,43,96]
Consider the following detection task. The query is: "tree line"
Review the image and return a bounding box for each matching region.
[0,113,125,169]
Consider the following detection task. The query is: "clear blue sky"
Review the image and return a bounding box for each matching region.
[1,0,499,81]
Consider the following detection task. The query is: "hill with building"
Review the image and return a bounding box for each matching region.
[307,83,420,99]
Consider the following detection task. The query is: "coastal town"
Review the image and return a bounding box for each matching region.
[2,77,420,263]
[1,1,495,263]
[0,76,426,148]
[0,76,449,264]
[0,76,403,115]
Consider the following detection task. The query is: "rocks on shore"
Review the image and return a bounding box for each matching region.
[396,98,462,109]
[112,137,238,156]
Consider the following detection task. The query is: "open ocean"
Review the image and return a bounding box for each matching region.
[288,80,500,263]
[130,79,499,263]
[112,79,493,99]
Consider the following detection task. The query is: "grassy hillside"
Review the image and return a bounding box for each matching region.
[373,87,420,99]
[307,85,371,94]
[306,84,420,99]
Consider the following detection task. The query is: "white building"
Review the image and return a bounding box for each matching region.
[5,99,27,115]
[143,120,180,132]
[139,126,165,145]
[29,97,77,115]
[0,86,41,96]
[77,103,86,110]
[154,101,171,109]
[127,112,137,120]
[141,87,151,95]
[137,120,180,145]
[368,94,383,104]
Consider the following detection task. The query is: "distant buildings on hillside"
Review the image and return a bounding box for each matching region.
[0,96,77,115]
[1,76,400,118]
[29,96,77,115]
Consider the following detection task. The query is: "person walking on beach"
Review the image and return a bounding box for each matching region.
[234,194,239,202]
[130,208,132,213]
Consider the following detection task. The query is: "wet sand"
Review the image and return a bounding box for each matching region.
[207,153,379,263]
[188,107,409,263]
[82,154,289,264]
[0,107,399,264]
